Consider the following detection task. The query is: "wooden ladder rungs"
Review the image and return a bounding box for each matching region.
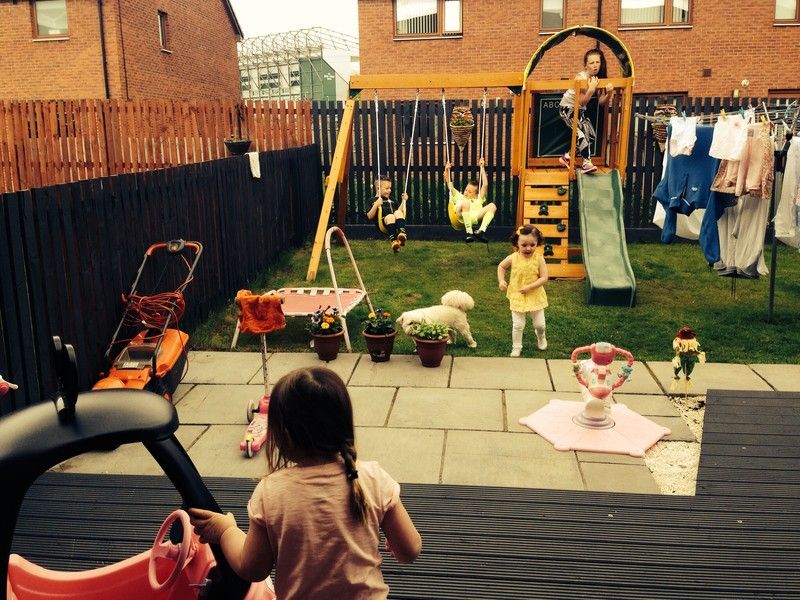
[525,169,569,186]
[524,204,569,220]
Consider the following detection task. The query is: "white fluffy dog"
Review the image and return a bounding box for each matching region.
[396,290,477,348]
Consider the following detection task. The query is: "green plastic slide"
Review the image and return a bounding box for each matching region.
[576,170,636,307]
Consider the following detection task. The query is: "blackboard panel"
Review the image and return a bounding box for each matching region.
[533,93,605,158]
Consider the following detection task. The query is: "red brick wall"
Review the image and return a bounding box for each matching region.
[115,0,240,100]
[0,0,240,100]
[358,0,800,99]
[0,0,107,99]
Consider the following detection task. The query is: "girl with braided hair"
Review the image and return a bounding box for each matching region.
[189,367,421,599]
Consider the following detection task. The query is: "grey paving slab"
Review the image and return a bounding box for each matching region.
[185,351,262,384]
[174,383,193,402]
[749,364,800,392]
[187,425,269,479]
[355,427,444,484]
[349,354,452,387]
[580,462,661,494]
[506,390,582,433]
[388,388,503,431]
[576,451,645,465]
[549,359,663,394]
[647,361,772,394]
[249,352,359,386]
[647,415,696,442]
[350,386,395,427]
[614,393,681,417]
[442,431,583,489]
[52,426,206,475]
[451,357,552,390]
[176,384,263,425]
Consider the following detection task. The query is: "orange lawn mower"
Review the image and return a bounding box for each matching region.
[93,239,202,401]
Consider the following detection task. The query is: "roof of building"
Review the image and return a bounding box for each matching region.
[238,27,359,59]
[221,0,243,39]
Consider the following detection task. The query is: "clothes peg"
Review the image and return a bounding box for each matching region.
[681,110,687,121]
[720,108,726,120]
[761,101,771,124]
[739,107,745,117]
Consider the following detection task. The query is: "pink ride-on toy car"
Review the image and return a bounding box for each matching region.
[1,338,275,600]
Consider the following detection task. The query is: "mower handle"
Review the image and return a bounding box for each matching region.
[146,240,203,257]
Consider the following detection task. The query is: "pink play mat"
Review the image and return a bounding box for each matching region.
[519,399,671,457]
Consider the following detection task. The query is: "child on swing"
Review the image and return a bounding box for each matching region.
[444,157,498,243]
[366,175,408,253]
[497,225,549,356]
[558,48,615,174]
[189,366,422,598]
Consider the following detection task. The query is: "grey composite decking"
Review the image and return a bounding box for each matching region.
[10,389,800,599]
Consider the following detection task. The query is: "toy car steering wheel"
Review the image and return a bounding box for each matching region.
[148,509,195,591]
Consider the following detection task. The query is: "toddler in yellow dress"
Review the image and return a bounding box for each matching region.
[497,225,549,357]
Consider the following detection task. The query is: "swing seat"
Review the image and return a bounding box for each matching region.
[376,203,406,236]
[447,201,465,231]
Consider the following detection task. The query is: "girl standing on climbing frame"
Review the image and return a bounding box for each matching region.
[366,175,408,253]
[558,48,615,174]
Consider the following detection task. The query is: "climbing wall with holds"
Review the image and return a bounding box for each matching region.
[521,168,585,279]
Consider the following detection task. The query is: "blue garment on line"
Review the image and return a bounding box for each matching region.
[652,124,731,265]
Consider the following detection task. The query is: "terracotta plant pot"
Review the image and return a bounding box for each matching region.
[224,138,252,155]
[312,331,344,361]
[362,331,396,362]
[413,337,448,368]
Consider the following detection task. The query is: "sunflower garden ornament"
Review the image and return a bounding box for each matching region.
[670,326,706,394]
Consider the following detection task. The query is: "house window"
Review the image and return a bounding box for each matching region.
[620,0,690,26]
[541,0,564,30]
[775,0,799,21]
[395,0,462,37]
[157,11,170,49]
[33,0,68,37]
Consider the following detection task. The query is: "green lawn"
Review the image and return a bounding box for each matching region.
[190,239,800,364]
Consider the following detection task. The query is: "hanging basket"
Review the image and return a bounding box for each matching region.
[449,105,474,152]
[651,104,677,151]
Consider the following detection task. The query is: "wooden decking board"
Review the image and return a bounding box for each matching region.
[702,421,800,435]
[9,390,800,598]
[699,443,800,458]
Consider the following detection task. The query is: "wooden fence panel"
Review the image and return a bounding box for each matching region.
[0,99,314,194]
[311,96,798,231]
[0,145,323,411]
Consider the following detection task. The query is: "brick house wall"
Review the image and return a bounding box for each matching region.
[0,0,241,100]
[358,0,800,99]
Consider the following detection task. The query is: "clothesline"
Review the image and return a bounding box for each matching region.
[634,101,799,128]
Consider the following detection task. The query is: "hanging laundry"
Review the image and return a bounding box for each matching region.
[708,113,749,161]
[652,149,705,239]
[653,124,729,264]
[668,115,698,157]
[711,122,774,199]
[713,194,770,278]
[774,136,800,249]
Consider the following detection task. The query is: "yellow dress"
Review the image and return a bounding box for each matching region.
[506,251,548,312]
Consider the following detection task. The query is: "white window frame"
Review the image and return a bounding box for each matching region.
[619,0,692,27]
[394,0,462,38]
[157,10,170,50]
[540,0,565,32]
[774,0,800,22]
[32,0,69,39]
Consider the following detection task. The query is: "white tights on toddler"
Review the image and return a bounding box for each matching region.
[511,310,546,354]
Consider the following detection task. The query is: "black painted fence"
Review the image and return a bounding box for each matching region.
[0,146,323,412]
[313,95,797,233]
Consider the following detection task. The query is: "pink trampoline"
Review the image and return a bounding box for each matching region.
[231,227,374,351]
